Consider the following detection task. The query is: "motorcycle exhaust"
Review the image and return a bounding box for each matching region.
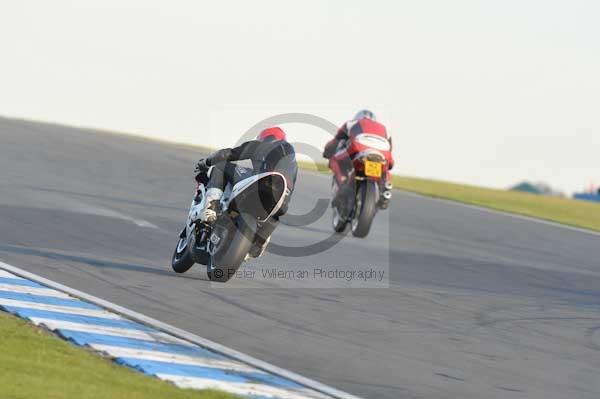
[378,190,392,210]
[384,181,393,191]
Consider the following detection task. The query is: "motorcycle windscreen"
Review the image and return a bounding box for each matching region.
[228,174,286,221]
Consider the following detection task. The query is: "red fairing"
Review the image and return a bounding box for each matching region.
[326,119,394,183]
[352,119,387,137]
[347,120,394,170]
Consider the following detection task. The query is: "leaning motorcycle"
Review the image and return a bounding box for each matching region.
[171,167,288,282]
[330,133,393,238]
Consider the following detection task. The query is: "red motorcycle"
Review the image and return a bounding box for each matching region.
[330,132,393,237]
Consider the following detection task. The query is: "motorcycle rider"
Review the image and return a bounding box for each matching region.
[323,110,394,207]
[194,127,297,258]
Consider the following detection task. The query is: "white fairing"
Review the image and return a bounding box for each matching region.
[223,172,288,223]
[186,184,206,239]
[354,134,391,151]
[356,149,386,161]
[187,171,288,233]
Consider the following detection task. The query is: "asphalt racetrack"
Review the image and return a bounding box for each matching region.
[1,116,599,399]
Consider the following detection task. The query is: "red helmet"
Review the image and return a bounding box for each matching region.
[257,127,287,142]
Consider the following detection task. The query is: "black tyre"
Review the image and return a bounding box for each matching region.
[207,214,255,283]
[171,230,195,273]
[351,181,378,238]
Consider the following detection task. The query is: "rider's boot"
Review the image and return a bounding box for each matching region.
[332,176,354,212]
[200,188,223,224]
[247,218,279,259]
[331,174,348,208]
[247,234,271,259]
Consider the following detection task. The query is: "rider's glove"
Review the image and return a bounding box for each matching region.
[194,158,209,173]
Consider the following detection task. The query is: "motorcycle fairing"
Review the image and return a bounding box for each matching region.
[223,171,288,223]
[188,171,288,228]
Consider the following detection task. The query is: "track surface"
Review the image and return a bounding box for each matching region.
[1,117,599,399]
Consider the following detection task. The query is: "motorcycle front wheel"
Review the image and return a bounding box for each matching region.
[171,229,195,273]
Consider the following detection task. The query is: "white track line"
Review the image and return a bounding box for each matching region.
[0,298,122,319]
[0,284,74,299]
[52,196,160,230]
[158,375,332,399]
[91,344,262,374]
[0,261,361,399]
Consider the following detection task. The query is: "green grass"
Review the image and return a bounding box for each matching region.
[298,161,600,233]
[0,312,240,399]
[297,160,330,173]
[392,176,600,232]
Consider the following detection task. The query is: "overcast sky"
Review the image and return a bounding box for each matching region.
[1,0,598,193]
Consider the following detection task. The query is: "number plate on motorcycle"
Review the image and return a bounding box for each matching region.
[364,160,382,177]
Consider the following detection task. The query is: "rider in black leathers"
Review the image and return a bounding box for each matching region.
[194,127,296,258]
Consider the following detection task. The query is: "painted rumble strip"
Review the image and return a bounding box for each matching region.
[0,263,358,399]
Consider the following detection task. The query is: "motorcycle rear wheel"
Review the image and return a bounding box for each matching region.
[351,181,378,238]
[207,213,255,282]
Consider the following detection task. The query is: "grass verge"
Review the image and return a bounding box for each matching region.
[0,311,239,399]
[392,176,600,232]
[298,160,600,233]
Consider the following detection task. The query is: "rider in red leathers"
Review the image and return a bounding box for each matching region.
[323,110,394,207]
